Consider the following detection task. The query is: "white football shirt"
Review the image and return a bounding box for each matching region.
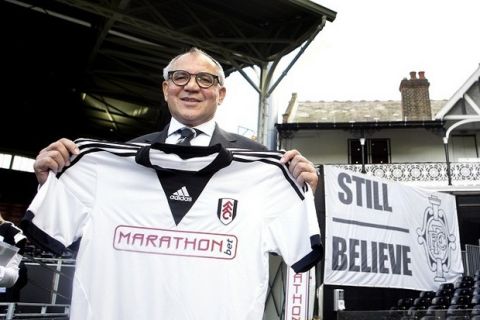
[23,139,322,320]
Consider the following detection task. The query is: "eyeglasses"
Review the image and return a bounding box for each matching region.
[167,70,220,89]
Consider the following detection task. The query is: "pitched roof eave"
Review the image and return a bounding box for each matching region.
[435,64,480,120]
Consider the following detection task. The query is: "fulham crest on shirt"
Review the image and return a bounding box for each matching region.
[22,139,323,320]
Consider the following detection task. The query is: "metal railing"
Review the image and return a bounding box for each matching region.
[0,302,69,319]
[331,162,480,188]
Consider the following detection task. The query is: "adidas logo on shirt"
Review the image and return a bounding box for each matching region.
[169,186,192,202]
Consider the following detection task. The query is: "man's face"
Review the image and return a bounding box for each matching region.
[162,53,226,127]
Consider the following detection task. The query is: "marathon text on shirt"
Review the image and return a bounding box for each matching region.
[113,225,238,259]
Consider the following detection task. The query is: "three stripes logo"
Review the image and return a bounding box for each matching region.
[169,186,192,202]
[217,198,238,225]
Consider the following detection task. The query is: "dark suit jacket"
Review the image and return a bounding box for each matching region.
[130,123,268,151]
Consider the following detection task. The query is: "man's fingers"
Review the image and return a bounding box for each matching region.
[290,160,315,181]
[58,138,80,155]
[34,138,79,186]
[47,140,79,161]
[33,156,61,185]
[280,149,300,164]
[34,151,64,173]
[281,150,318,192]
[35,139,78,173]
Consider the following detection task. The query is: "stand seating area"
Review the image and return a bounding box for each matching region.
[391,271,480,320]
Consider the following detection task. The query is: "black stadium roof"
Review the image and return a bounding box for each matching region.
[1,0,336,154]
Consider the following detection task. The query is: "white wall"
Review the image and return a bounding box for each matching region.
[374,129,446,162]
[280,130,351,164]
[279,128,449,165]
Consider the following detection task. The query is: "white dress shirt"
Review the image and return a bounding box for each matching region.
[166,118,215,146]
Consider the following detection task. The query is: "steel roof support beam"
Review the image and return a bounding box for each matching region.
[256,17,326,148]
[87,0,132,67]
[50,0,267,66]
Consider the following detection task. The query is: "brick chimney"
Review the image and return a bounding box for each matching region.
[399,71,432,120]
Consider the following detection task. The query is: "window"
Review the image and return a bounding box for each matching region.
[0,153,13,169]
[349,140,366,165]
[451,135,478,161]
[0,153,34,172]
[11,155,35,172]
[370,139,390,164]
[349,139,390,164]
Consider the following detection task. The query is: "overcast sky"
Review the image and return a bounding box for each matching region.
[215,0,480,135]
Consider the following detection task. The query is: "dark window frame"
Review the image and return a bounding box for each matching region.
[348,138,391,164]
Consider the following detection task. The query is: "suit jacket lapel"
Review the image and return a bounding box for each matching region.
[209,124,236,147]
[138,123,233,146]
[148,124,169,143]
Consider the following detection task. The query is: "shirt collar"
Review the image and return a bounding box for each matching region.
[168,117,215,138]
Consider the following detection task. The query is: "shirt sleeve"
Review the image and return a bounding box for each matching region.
[0,253,21,287]
[263,179,323,274]
[21,155,97,255]
[11,223,27,255]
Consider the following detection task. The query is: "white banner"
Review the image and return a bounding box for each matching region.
[285,267,315,320]
[323,166,463,291]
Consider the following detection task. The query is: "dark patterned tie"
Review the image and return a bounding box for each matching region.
[176,127,198,146]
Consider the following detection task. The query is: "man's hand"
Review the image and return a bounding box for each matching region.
[33,138,80,185]
[280,149,318,193]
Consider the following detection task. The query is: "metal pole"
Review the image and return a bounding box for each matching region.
[360,138,366,174]
[257,64,269,146]
[51,259,62,304]
[443,137,452,185]
[6,303,15,320]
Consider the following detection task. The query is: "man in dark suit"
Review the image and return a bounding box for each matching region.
[33,47,318,191]
[130,122,268,149]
